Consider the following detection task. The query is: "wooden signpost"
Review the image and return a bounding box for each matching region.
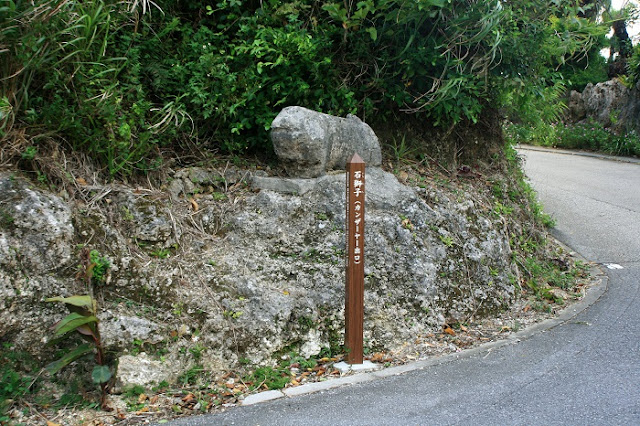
[345,153,365,364]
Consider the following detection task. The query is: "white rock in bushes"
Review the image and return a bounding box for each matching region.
[271,106,382,178]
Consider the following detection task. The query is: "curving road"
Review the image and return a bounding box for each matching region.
[168,147,640,425]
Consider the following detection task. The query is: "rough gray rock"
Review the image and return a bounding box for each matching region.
[0,174,74,272]
[567,89,586,122]
[567,80,630,127]
[99,312,164,349]
[115,353,181,390]
[223,167,515,359]
[271,106,382,178]
[0,164,517,383]
[115,191,177,245]
[617,81,640,134]
[0,174,76,350]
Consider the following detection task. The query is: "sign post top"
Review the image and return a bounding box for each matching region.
[348,153,365,165]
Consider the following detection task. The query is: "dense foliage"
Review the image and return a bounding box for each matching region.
[505,120,640,157]
[1,0,608,176]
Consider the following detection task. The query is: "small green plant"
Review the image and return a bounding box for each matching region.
[45,248,112,408]
[124,384,146,398]
[152,380,170,392]
[89,249,110,285]
[131,338,144,355]
[212,192,227,201]
[123,384,147,411]
[150,248,171,258]
[0,208,14,229]
[282,353,317,371]
[178,365,204,387]
[0,96,12,135]
[20,146,37,161]
[0,345,38,421]
[45,295,111,408]
[493,201,514,217]
[172,302,184,316]
[189,344,206,361]
[54,381,99,410]
[297,316,314,330]
[223,310,243,319]
[439,235,454,248]
[491,181,505,199]
[399,214,414,231]
[388,134,418,164]
[315,212,329,221]
[121,207,134,221]
[246,366,290,391]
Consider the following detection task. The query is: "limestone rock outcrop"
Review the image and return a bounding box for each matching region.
[0,108,523,385]
[271,106,382,178]
[566,79,640,135]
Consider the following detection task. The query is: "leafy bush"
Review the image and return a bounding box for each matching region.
[247,366,291,390]
[504,122,558,148]
[1,0,609,176]
[0,345,38,421]
[629,42,640,84]
[507,119,640,158]
[556,121,640,156]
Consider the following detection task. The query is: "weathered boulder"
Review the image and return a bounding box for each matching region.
[225,166,516,359]
[617,81,640,134]
[567,90,586,122]
[114,191,177,246]
[99,312,163,349]
[271,106,382,178]
[0,161,518,382]
[0,174,77,350]
[115,353,182,390]
[567,80,630,127]
[0,174,74,273]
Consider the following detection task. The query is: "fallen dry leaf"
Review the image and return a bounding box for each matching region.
[370,353,385,363]
[189,198,199,212]
[47,422,61,426]
[444,327,456,336]
[138,393,147,403]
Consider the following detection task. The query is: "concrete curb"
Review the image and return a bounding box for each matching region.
[240,259,608,407]
[517,144,640,165]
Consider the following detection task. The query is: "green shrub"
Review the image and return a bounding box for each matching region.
[247,366,290,391]
[555,121,640,157]
[1,0,608,176]
[0,345,37,421]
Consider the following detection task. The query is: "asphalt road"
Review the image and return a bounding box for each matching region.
[167,148,640,425]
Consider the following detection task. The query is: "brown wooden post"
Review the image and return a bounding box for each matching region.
[345,153,365,364]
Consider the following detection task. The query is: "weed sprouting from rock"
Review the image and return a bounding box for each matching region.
[45,248,113,409]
